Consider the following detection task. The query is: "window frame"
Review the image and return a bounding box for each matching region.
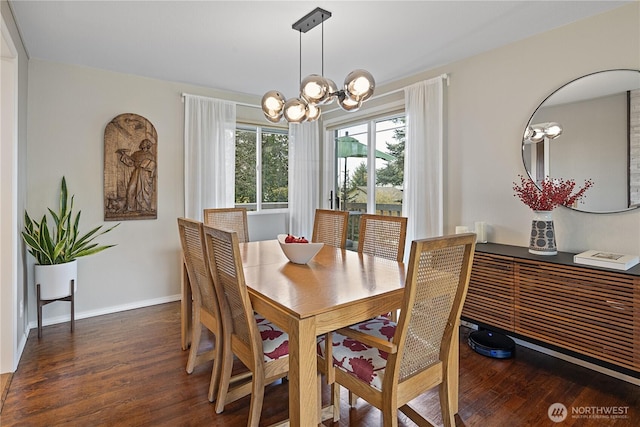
[327,111,406,215]
[235,123,289,213]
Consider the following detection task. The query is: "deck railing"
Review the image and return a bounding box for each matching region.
[234,202,402,249]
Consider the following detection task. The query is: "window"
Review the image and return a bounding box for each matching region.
[235,125,288,211]
[333,115,405,247]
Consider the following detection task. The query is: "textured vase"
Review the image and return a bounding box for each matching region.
[529,210,557,255]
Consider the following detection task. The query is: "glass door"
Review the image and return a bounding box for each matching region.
[333,115,405,249]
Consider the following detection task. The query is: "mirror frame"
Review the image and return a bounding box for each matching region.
[522,69,640,214]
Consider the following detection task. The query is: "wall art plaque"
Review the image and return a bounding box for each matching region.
[104,113,157,221]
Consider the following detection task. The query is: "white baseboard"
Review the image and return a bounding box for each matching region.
[460,320,478,330]
[511,336,640,386]
[28,294,181,331]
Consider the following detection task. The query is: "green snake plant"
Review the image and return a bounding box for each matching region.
[22,177,119,265]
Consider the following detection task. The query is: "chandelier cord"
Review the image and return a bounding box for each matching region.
[261,7,374,123]
[298,29,302,86]
[321,13,324,77]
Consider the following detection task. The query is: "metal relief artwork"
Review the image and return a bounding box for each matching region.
[104,113,157,220]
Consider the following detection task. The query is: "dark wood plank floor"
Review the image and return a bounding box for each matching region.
[1,302,638,426]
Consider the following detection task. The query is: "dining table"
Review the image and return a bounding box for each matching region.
[180,238,462,426]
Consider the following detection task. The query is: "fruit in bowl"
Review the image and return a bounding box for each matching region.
[284,234,308,243]
[277,234,323,264]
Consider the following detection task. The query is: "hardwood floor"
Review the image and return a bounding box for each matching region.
[1,301,638,426]
[0,372,11,413]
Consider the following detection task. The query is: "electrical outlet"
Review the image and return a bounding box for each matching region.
[19,300,24,317]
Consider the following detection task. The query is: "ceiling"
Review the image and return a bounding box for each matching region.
[8,1,632,100]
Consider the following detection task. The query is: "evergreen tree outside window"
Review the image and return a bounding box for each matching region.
[235,125,288,211]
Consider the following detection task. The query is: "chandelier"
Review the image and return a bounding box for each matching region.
[261,7,375,124]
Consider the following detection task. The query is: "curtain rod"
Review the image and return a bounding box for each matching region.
[181,92,260,109]
[373,73,450,99]
[328,73,449,109]
[321,73,450,115]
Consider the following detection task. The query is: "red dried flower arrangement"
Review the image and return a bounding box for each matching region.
[513,175,594,211]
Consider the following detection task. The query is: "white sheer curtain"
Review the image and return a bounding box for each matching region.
[403,77,444,248]
[183,95,236,220]
[288,121,320,238]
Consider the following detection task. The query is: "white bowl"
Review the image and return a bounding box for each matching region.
[277,234,323,264]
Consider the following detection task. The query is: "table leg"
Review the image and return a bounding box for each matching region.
[288,316,319,426]
[180,256,192,351]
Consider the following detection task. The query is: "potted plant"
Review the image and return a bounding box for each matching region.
[22,177,118,299]
[513,175,593,255]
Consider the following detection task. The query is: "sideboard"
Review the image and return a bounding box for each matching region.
[461,242,640,378]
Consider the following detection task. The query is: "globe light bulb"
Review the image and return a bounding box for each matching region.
[320,78,338,105]
[301,74,330,104]
[344,69,375,102]
[528,125,546,143]
[306,103,321,122]
[337,91,362,112]
[261,90,285,122]
[544,122,563,139]
[283,98,308,123]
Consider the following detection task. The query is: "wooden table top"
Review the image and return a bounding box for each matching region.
[240,239,406,320]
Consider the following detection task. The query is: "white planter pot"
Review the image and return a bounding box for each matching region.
[34,260,78,300]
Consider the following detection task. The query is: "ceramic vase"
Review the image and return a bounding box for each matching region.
[529,210,557,255]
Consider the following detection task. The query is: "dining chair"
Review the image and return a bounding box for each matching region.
[358,214,408,262]
[312,209,349,248]
[203,225,298,426]
[176,217,223,402]
[346,214,408,406]
[203,207,250,243]
[320,233,477,427]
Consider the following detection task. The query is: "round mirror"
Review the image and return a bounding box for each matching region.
[522,69,640,213]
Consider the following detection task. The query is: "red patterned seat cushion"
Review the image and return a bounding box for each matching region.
[321,316,397,391]
[255,315,325,362]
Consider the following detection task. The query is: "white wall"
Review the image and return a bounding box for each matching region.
[24,3,640,328]
[408,3,639,254]
[25,60,264,323]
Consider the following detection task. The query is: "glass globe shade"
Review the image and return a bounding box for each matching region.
[544,122,563,139]
[301,74,330,104]
[283,98,308,123]
[344,69,375,102]
[264,110,283,123]
[528,125,546,143]
[523,126,534,140]
[337,92,362,112]
[318,78,338,105]
[261,91,285,116]
[306,103,321,122]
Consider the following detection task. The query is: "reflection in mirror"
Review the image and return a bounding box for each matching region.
[522,69,640,213]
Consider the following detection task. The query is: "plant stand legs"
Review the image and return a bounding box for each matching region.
[37,279,75,338]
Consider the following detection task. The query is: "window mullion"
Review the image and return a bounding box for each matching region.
[367,120,376,214]
[256,127,263,211]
